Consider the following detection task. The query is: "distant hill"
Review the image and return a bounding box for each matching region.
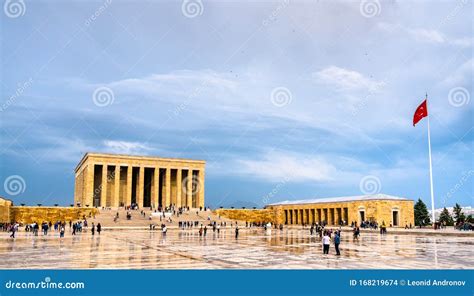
[208,200,261,209]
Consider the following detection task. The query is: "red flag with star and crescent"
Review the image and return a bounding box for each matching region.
[413,99,428,126]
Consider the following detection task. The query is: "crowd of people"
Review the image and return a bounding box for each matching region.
[2,217,104,238]
[2,205,400,257]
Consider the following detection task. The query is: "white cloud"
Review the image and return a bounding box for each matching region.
[236,150,337,182]
[312,66,385,92]
[215,148,431,194]
[377,22,471,47]
[442,59,473,86]
[106,69,238,99]
[103,140,153,155]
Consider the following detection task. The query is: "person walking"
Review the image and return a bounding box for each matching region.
[322,232,330,254]
[10,223,17,238]
[235,226,239,239]
[60,225,65,238]
[353,226,360,241]
[334,231,341,256]
[97,223,102,235]
[162,224,167,237]
[91,222,95,235]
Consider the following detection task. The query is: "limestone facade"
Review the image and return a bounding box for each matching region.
[266,195,414,227]
[74,153,206,209]
[0,197,13,223]
[10,207,99,224]
[215,209,278,224]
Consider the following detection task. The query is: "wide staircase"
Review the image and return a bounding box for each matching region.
[87,208,235,228]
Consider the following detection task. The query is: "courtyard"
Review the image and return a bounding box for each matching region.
[1,228,472,269]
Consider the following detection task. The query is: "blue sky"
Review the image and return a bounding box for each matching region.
[1,0,472,209]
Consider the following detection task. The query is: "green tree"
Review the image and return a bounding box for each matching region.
[452,203,465,224]
[466,215,473,223]
[414,198,431,227]
[438,207,454,226]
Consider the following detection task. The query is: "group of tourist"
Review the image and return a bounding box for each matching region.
[3,218,104,239]
[322,230,341,255]
[353,220,377,229]
[307,223,344,255]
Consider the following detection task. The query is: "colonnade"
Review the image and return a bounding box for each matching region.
[283,207,349,225]
[75,163,205,209]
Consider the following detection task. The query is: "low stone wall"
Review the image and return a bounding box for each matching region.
[214,209,278,224]
[10,207,99,224]
[0,198,13,223]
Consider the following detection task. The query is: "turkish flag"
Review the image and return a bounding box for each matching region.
[413,99,428,126]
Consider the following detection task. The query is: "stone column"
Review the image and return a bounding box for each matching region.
[153,167,159,209]
[334,208,339,226]
[126,166,132,207]
[186,170,192,208]
[113,165,120,208]
[176,169,182,208]
[84,164,95,207]
[165,167,171,207]
[100,165,108,207]
[198,170,205,209]
[137,166,144,208]
[74,173,80,206]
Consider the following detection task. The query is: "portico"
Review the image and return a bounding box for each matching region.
[74,153,205,209]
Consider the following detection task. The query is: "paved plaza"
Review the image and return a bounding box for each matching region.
[1,229,472,269]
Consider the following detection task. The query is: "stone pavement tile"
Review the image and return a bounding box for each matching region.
[0,229,473,269]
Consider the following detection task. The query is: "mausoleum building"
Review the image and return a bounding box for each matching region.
[74,153,205,209]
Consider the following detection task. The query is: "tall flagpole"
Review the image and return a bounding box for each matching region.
[426,93,436,224]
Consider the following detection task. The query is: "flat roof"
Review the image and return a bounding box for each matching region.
[266,194,412,206]
[75,152,206,172]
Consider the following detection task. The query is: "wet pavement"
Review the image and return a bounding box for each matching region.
[1,228,472,269]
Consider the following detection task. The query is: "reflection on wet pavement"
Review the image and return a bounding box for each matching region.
[1,229,472,269]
